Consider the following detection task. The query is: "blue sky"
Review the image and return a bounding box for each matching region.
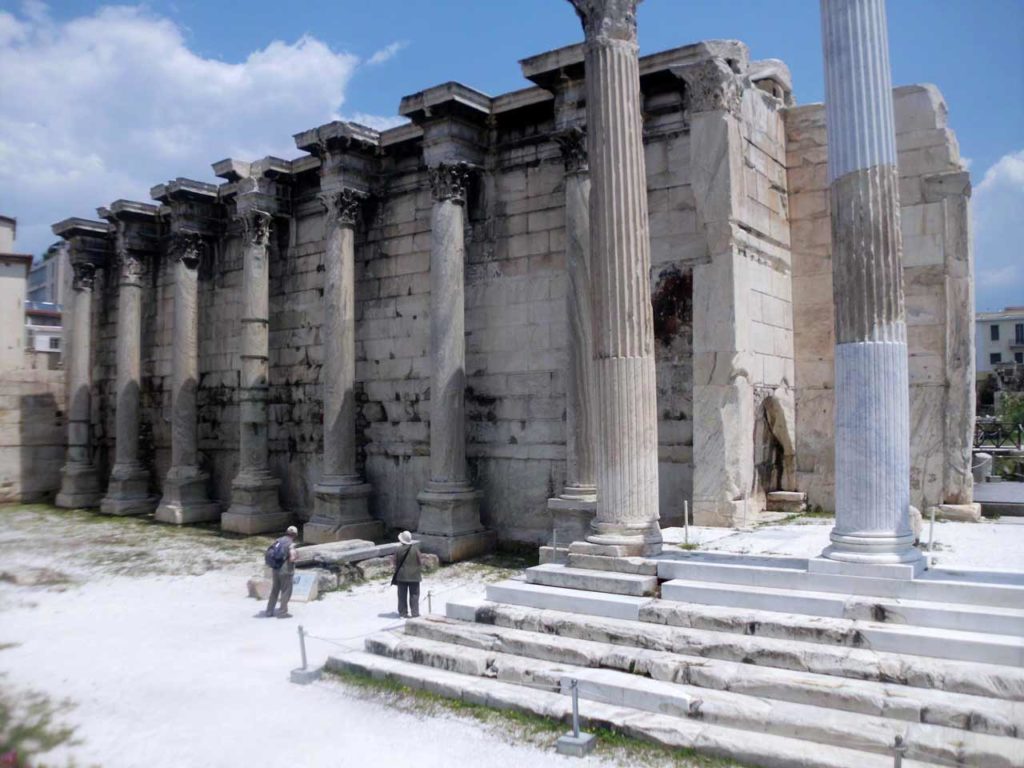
[1,0,1021,309]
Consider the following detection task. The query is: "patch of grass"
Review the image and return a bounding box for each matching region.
[328,667,746,767]
[0,676,81,768]
[676,543,700,551]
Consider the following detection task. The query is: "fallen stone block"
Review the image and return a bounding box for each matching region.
[928,503,982,522]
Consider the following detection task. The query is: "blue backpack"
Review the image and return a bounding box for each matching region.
[264,537,289,569]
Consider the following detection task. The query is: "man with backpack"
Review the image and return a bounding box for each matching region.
[263,525,298,618]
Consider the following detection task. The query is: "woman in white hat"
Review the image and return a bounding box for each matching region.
[392,531,423,618]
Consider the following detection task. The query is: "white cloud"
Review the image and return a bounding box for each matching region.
[973,149,1024,311]
[367,41,407,66]
[0,2,401,258]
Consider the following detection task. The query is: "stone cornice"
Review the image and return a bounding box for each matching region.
[428,162,473,204]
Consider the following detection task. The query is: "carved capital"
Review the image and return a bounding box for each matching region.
[114,222,145,286]
[569,0,640,46]
[680,58,743,116]
[72,261,97,292]
[237,210,273,247]
[429,162,472,204]
[554,126,589,174]
[172,232,204,270]
[319,188,366,228]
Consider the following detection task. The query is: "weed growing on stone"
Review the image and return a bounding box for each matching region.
[0,675,83,768]
[328,668,746,768]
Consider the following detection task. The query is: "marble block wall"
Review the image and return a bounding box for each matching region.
[786,83,974,513]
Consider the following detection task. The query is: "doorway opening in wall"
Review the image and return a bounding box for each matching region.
[753,387,785,502]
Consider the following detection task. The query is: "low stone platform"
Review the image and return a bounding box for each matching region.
[326,552,1024,767]
[975,482,1024,518]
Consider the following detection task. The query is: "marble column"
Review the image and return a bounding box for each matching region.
[416,162,495,563]
[819,0,922,568]
[569,0,661,556]
[304,189,380,543]
[155,233,220,524]
[222,209,288,534]
[100,229,156,515]
[547,126,598,546]
[56,260,103,508]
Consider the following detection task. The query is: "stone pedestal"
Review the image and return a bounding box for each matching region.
[223,209,287,534]
[156,234,219,524]
[57,258,103,508]
[820,0,922,569]
[100,233,156,516]
[304,188,380,544]
[416,163,494,562]
[569,0,661,556]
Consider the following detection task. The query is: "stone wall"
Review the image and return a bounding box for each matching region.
[786,84,974,512]
[0,368,66,502]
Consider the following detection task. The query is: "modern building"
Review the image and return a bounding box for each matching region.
[0,216,33,371]
[27,241,69,305]
[976,307,1024,374]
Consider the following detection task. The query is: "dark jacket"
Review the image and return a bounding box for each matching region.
[395,543,422,582]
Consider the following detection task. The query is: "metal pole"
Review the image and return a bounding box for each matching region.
[893,735,906,768]
[298,625,308,670]
[427,590,433,615]
[571,679,580,738]
[928,505,936,552]
[684,500,690,546]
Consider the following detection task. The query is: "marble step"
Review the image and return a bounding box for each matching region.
[524,563,658,596]
[655,559,1024,609]
[363,630,1022,767]
[404,615,1024,737]
[326,650,924,768]
[486,579,651,620]
[766,491,807,513]
[449,596,1024,702]
[659,580,1024,667]
[660,577,1024,637]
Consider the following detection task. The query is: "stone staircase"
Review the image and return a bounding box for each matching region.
[327,548,1024,768]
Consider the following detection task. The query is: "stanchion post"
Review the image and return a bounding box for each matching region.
[298,625,308,670]
[289,625,320,685]
[684,500,689,547]
[893,735,906,767]
[427,590,433,615]
[928,506,936,552]
[556,678,596,757]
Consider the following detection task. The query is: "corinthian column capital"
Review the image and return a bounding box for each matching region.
[172,232,205,270]
[429,162,472,205]
[319,188,366,228]
[72,261,97,292]
[679,57,743,116]
[554,126,589,174]
[569,0,640,46]
[237,210,273,247]
[114,224,146,287]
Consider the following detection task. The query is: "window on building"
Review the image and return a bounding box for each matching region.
[48,337,60,351]
[991,353,1002,365]
[1016,352,1023,364]
[991,325,1000,341]
[1017,324,1024,345]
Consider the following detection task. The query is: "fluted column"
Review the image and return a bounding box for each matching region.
[222,209,288,534]
[100,230,155,515]
[547,127,598,547]
[155,234,219,524]
[56,261,103,508]
[416,162,495,562]
[305,189,380,543]
[819,0,921,568]
[569,0,661,555]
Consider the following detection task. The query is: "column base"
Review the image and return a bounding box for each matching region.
[821,529,925,570]
[155,466,221,525]
[56,463,103,509]
[100,463,156,516]
[304,479,381,544]
[547,492,597,554]
[693,499,760,528]
[223,473,287,535]
[586,519,663,557]
[416,482,494,563]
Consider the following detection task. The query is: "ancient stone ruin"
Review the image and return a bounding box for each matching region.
[52,2,974,561]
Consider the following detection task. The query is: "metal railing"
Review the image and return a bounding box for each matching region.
[973,421,1024,450]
